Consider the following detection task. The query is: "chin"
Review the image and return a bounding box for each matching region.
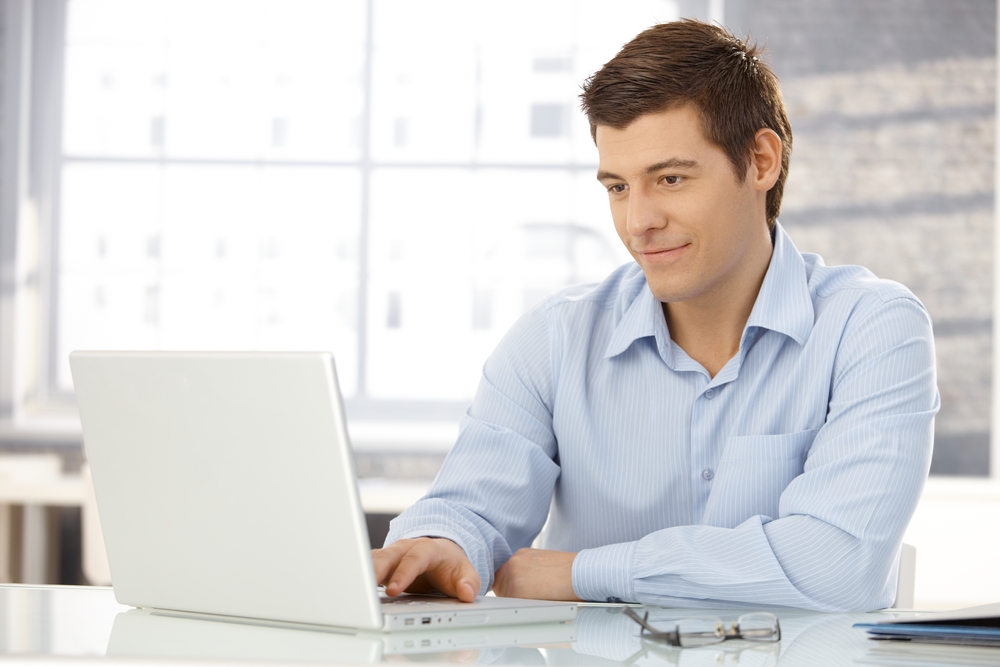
[645,282,700,304]
[636,266,686,299]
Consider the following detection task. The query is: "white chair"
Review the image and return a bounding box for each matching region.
[891,543,917,609]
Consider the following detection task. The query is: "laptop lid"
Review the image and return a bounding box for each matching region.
[70,351,384,630]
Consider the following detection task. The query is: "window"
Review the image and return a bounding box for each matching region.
[2,0,660,454]
[2,0,995,477]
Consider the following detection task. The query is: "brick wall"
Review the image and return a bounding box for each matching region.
[726,0,996,474]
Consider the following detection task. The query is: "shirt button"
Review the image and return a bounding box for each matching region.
[704,388,716,399]
[702,468,714,481]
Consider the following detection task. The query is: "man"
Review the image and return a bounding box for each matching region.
[373,20,938,612]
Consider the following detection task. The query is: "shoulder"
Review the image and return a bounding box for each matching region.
[803,252,929,322]
[801,254,934,375]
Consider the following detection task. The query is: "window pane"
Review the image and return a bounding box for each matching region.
[63,0,366,160]
[369,0,677,164]
[365,168,630,401]
[57,163,362,395]
[57,0,366,399]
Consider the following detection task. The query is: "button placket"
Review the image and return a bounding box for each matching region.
[690,379,721,520]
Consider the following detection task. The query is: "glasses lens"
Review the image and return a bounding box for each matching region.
[676,618,725,647]
[736,613,780,641]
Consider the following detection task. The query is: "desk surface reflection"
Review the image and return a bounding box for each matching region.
[0,584,995,666]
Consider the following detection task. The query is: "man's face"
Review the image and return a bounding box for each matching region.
[596,105,769,305]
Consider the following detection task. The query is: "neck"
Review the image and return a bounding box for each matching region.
[664,230,774,378]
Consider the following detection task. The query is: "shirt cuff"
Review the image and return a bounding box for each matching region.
[572,541,638,603]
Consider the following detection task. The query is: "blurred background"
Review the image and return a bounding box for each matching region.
[0,0,997,610]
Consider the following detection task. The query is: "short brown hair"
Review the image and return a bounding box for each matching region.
[580,20,792,229]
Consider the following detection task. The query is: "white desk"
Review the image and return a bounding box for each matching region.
[0,584,997,666]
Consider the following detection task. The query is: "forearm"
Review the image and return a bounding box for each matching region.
[572,423,931,611]
[573,514,898,611]
[573,419,932,613]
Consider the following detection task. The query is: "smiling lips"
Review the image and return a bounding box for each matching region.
[636,243,691,264]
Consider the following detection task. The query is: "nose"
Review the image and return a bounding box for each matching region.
[625,185,666,237]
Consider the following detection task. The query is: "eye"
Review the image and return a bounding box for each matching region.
[663,175,682,185]
[607,183,627,194]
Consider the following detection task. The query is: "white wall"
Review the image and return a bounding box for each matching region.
[904,477,1000,609]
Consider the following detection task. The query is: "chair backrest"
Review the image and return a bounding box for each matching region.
[891,543,917,609]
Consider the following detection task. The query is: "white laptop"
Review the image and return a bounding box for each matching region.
[70,351,577,632]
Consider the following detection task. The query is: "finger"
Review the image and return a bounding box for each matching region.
[457,579,478,602]
[385,548,432,597]
[371,549,393,585]
[449,556,481,602]
[425,571,478,601]
[371,542,407,585]
[416,545,479,602]
[450,545,482,602]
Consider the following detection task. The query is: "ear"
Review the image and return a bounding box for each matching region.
[750,128,783,192]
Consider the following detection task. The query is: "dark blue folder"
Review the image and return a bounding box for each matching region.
[855,603,1000,647]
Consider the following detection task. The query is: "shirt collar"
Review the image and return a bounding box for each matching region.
[744,222,814,347]
[603,270,674,365]
[603,222,814,362]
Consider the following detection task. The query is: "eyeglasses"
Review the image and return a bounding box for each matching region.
[623,607,781,648]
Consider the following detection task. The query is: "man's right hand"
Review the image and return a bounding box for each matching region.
[372,537,481,603]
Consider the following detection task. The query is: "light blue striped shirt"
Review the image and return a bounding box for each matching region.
[386,223,939,612]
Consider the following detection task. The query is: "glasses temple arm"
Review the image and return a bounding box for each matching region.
[623,607,661,634]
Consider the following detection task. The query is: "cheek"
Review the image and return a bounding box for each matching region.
[688,184,746,237]
[695,193,760,269]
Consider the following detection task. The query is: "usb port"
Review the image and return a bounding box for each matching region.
[421,617,432,625]
[404,618,414,625]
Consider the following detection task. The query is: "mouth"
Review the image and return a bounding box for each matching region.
[636,243,690,264]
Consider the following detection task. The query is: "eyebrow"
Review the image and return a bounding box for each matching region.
[596,158,700,182]
[645,158,699,173]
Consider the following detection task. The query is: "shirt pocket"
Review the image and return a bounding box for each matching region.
[722,429,819,462]
[704,429,818,526]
